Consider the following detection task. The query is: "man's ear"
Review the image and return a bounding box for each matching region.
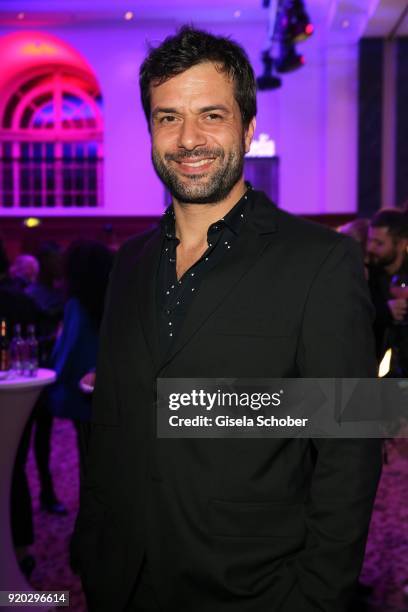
[244,117,256,154]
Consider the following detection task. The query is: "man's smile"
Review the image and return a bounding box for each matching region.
[173,157,217,174]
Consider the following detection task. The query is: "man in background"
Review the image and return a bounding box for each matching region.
[367,209,408,374]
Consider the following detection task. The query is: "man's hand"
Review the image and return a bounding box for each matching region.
[387,298,407,321]
[79,371,96,394]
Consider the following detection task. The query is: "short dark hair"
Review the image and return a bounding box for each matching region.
[139,25,257,130]
[370,209,408,240]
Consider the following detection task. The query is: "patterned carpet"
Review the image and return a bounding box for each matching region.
[25,419,408,612]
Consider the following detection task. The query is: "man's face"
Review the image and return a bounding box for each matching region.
[367,226,400,267]
[149,62,255,204]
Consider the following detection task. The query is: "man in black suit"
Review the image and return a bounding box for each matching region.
[71,27,382,612]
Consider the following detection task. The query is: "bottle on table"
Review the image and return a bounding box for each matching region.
[10,323,25,376]
[0,318,10,379]
[25,324,38,377]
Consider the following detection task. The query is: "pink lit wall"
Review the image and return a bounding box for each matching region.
[0,20,359,216]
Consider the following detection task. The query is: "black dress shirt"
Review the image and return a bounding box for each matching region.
[157,185,253,361]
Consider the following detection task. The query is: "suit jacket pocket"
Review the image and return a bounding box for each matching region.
[208,500,307,597]
[209,499,305,540]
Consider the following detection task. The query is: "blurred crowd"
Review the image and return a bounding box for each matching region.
[0,237,113,577]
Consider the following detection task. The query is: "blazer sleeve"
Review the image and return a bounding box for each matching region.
[70,249,121,573]
[294,236,382,611]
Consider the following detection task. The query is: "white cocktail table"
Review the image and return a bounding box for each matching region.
[0,369,56,611]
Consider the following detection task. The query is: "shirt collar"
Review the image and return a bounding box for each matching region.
[161,182,253,240]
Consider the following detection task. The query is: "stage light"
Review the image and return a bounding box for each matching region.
[258,0,310,87]
[124,11,134,21]
[23,217,41,228]
[256,51,282,90]
[275,41,304,73]
[17,12,25,20]
[379,349,391,378]
[283,0,314,43]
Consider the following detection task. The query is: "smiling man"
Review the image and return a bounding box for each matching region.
[150,61,252,207]
[71,27,382,612]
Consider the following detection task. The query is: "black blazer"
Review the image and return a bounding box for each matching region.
[71,190,382,612]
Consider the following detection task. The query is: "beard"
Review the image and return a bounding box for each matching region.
[368,249,398,268]
[152,141,245,205]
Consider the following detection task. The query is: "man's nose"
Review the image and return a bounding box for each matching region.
[177,117,206,150]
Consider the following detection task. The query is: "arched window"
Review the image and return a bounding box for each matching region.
[0,70,103,208]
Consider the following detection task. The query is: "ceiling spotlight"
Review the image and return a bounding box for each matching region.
[276,0,313,44]
[256,51,282,91]
[124,11,134,21]
[341,20,350,29]
[275,41,304,73]
[234,10,241,18]
[17,12,25,20]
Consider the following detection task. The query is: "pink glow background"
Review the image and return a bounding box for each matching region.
[0,17,359,216]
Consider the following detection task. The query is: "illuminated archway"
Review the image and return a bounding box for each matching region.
[0,32,103,208]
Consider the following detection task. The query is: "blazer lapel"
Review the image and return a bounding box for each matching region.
[134,227,163,372]
[158,195,278,371]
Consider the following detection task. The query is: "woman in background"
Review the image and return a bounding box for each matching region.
[47,240,113,481]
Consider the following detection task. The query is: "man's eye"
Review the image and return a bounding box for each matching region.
[206,113,222,121]
[160,116,176,124]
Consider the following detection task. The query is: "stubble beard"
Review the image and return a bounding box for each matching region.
[369,249,398,268]
[152,141,245,205]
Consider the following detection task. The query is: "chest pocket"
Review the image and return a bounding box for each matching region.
[210,313,293,338]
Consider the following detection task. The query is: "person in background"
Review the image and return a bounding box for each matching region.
[9,254,40,290]
[367,209,408,374]
[47,240,113,483]
[26,242,67,515]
